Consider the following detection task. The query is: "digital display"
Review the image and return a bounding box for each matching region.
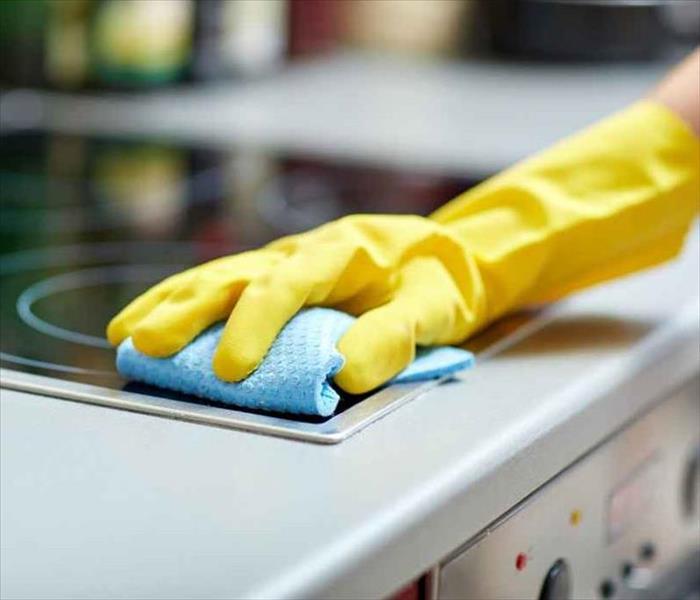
[607,454,661,543]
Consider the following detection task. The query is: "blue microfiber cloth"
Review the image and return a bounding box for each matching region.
[116,308,474,417]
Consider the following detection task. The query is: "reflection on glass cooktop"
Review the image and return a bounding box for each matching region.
[0,131,474,420]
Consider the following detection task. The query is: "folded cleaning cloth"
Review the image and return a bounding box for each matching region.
[116,307,474,417]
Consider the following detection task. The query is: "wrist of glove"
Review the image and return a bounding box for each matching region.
[107,215,488,393]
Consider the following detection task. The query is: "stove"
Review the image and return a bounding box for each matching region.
[2,130,698,600]
[1,130,497,442]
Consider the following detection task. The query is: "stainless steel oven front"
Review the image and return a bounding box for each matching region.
[433,377,700,600]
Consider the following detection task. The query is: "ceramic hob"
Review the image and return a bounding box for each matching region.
[0,131,484,442]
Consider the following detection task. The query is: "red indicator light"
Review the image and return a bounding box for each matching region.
[516,553,528,571]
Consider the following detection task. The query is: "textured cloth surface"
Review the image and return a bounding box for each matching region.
[117,308,474,416]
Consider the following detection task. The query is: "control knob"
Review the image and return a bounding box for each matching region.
[538,559,571,600]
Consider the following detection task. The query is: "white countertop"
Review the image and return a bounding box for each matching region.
[1,55,697,599]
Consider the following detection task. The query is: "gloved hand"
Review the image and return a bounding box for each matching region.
[108,215,488,393]
[108,101,700,393]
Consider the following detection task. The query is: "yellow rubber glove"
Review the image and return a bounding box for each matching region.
[108,101,700,393]
[108,215,487,392]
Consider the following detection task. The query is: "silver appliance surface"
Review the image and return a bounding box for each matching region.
[0,368,448,444]
[438,378,700,600]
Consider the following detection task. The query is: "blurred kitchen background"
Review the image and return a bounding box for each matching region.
[1,0,699,260]
[3,0,700,89]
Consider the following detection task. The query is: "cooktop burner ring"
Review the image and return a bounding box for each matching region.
[0,130,482,441]
[1,242,193,379]
[16,265,181,350]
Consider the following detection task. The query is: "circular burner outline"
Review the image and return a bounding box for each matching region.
[1,242,194,376]
[16,265,182,349]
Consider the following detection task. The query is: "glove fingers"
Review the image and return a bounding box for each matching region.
[332,275,397,315]
[111,249,283,354]
[213,269,309,381]
[106,271,189,346]
[393,257,473,346]
[334,306,416,394]
[131,282,242,357]
[212,244,384,381]
[335,257,471,394]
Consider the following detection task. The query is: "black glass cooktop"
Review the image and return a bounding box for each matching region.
[0,131,473,417]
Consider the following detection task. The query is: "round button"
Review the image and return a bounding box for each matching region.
[599,579,616,599]
[515,552,528,571]
[538,559,571,600]
[639,542,656,562]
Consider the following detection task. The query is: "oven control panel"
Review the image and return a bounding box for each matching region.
[438,377,700,600]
